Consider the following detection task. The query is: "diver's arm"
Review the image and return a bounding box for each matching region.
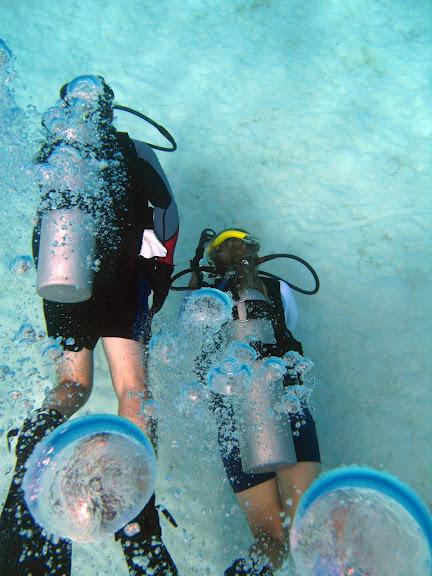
[188,228,216,288]
[133,139,178,313]
[279,280,299,332]
[146,169,179,266]
[188,271,200,288]
[133,139,179,264]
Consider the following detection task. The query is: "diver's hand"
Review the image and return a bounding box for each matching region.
[143,260,174,314]
[190,228,216,268]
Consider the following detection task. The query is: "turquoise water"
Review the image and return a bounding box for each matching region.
[1,1,431,574]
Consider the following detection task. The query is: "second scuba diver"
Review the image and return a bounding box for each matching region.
[183,229,322,576]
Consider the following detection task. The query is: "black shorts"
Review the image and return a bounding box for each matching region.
[43,273,151,352]
[212,394,321,494]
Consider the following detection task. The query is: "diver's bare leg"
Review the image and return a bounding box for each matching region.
[101,337,151,434]
[0,350,86,575]
[42,347,94,418]
[235,478,287,569]
[276,461,321,533]
[104,337,177,574]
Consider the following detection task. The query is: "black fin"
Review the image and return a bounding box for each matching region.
[115,495,178,576]
[0,409,72,576]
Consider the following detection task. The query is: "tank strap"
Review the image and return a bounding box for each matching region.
[156,505,178,528]
[259,277,304,355]
[6,428,19,453]
[236,301,248,322]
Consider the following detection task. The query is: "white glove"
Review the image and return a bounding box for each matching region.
[139,229,168,259]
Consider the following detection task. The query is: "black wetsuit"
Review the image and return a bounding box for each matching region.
[33,132,179,351]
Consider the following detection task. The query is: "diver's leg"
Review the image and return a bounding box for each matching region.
[276,461,321,531]
[229,478,286,574]
[276,406,321,534]
[0,409,72,576]
[103,337,178,575]
[0,348,93,575]
[213,396,280,575]
[102,337,151,434]
[42,347,94,418]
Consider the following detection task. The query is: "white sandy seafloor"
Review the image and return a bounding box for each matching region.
[0,0,431,574]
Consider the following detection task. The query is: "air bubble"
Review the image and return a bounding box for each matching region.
[8,255,33,275]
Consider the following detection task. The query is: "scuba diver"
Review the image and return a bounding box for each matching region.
[180,228,321,576]
[0,75,179,576]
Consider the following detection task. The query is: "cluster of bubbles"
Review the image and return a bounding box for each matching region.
[149,328,211,425]
[149,289,234,420]
[179,288,233,335]
[0,39,35,172]
[149,287,316,427]
[208,356,253,397]
[0,320,67,435]
[8,254,33,275]
[0,39,14,113]
[12,322,65,369]
[148,289,236,509]
[207,342,314,417]
[176,381,207,419]
[0,35,42,404]
[0,39,36,240]
[36,144,102,205]
[35,75,127,241]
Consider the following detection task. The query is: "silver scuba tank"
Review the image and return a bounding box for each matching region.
[223,289,297,473]
[36,208,96,303]
[236,357,297,474]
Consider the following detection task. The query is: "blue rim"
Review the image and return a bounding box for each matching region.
[32,413,155,456]
[22,414,157,537]
[188,287,232,307]
[23,414,156,505]
[294,466,432,551]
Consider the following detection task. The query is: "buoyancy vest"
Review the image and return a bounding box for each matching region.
[32,131,148,287]
[205,274,303,358]
[230,276,303,359]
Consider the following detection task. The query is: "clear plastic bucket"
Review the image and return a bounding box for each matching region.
[22,414,157,542]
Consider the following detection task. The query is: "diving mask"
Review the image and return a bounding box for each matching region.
[206,229,260,261]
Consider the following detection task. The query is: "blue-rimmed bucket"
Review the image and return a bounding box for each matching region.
[185,287,233,310]
[290,466,432,576]
[22,414,156,542]
[181,287,233,333]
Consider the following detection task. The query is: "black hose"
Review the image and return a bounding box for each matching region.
[257,254,320,295]
[113,104,177,151]
[170,266,216,291]
[170,254,320,295]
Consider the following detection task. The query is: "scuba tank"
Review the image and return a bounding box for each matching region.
[237,357,297,474]
[224,289,298,474]
[35,83,176,304]
[36,208,96,303]
[206,283,299,474]
[223,288,276,343]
